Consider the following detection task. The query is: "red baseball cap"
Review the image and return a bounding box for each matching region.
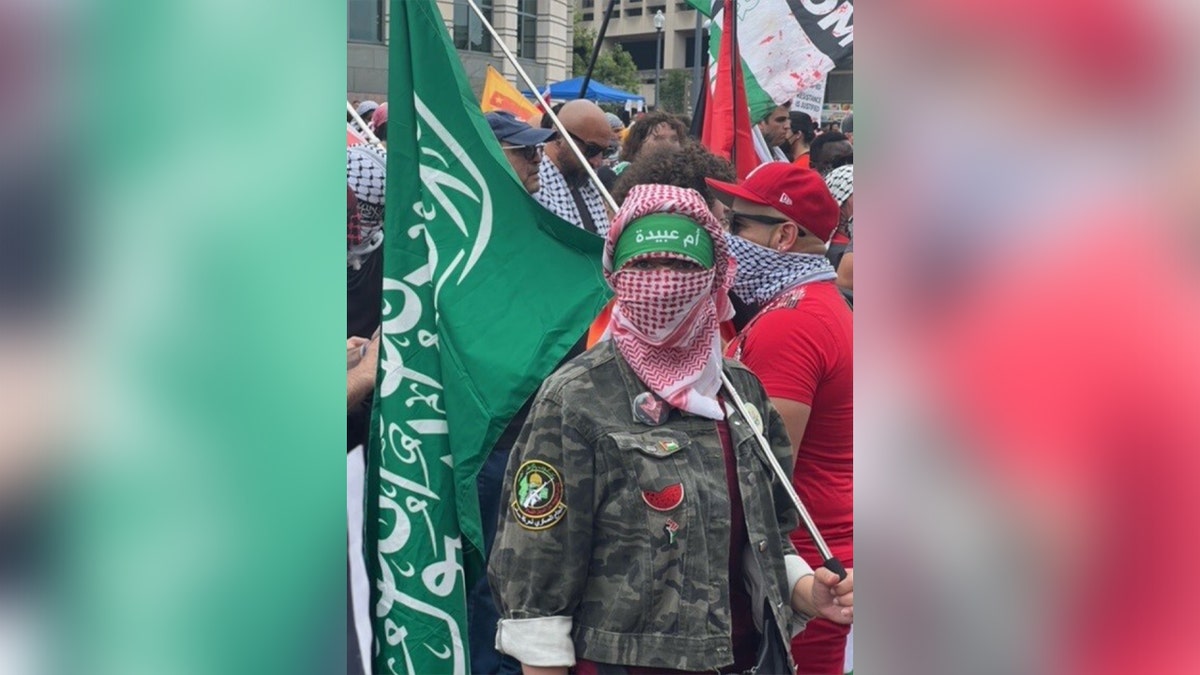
[706,162,839,243]
[370,102,388,130]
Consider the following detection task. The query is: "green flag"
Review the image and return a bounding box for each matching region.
[365,1,610,673]
[685,0,715,17]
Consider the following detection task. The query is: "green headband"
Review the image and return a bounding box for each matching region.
[613,213,714,271]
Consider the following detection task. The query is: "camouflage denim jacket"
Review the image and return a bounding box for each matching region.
[488,340,812,671]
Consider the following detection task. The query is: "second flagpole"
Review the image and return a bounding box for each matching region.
[464,0,620,215]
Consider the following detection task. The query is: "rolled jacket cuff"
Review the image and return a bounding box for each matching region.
[785,554,815,637]
[785,553,813,591]
[495,616,575,667]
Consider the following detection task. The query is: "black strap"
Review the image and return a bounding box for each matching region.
[569,185,598,234]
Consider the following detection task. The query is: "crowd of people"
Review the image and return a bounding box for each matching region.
[347,96,855,675]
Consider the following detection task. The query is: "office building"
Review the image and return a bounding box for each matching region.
[349,0,575,102]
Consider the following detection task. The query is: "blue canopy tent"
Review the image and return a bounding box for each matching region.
[523,77,644,105]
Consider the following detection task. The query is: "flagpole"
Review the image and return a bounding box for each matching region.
[728,0,740,172]
[346,100,383,146]
[688,63,707,140]
[465,0,620,214]
[579,0,619,99]
[719,372,847,581]
[690,10,704,113]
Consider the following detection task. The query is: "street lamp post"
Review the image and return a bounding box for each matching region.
[653,10,665,110]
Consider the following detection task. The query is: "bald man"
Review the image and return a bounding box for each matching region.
[534,100,614,236]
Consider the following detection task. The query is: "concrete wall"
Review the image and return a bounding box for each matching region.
[348,42,390,101]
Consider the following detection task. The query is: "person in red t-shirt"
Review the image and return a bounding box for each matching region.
[708,163,854,675]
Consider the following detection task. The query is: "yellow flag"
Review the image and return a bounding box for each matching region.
[479,66,540,122]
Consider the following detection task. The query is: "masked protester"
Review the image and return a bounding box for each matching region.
[488,184,852,674]
[709,163,854,675]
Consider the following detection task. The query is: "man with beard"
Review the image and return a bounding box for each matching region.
[533,100,614,236]
[709,163,854,675]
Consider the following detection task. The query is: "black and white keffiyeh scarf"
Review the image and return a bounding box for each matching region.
[726,233,837,306]
[825,164,854,241]
[825,164,853,204]
[347,144,387,268]
[534,159,611,237]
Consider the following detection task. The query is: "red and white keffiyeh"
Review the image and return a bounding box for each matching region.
[604,184,735,420]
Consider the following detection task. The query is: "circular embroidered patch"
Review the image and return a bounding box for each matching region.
[511,460,567,531]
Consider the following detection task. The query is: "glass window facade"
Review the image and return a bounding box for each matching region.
[454,0,494,53]
[684,33,709,69]
[517,0,538,59]
[348,0,384,43]
[620,39,659,71]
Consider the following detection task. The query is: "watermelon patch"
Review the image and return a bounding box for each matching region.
[642,483,684,511]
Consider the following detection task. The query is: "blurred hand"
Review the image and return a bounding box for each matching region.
[347,336,370,370]
[347,336,381,409]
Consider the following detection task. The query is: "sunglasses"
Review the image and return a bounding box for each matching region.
[566,132,608,159]
[725,209,791,235]
[500,143,545,162]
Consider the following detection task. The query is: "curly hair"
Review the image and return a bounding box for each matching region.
[618,111,689,163]
[612,142,735,208]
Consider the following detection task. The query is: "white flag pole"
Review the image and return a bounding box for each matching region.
[719,371,847,580]
[346,101,383,147]
[464,0,620,214]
